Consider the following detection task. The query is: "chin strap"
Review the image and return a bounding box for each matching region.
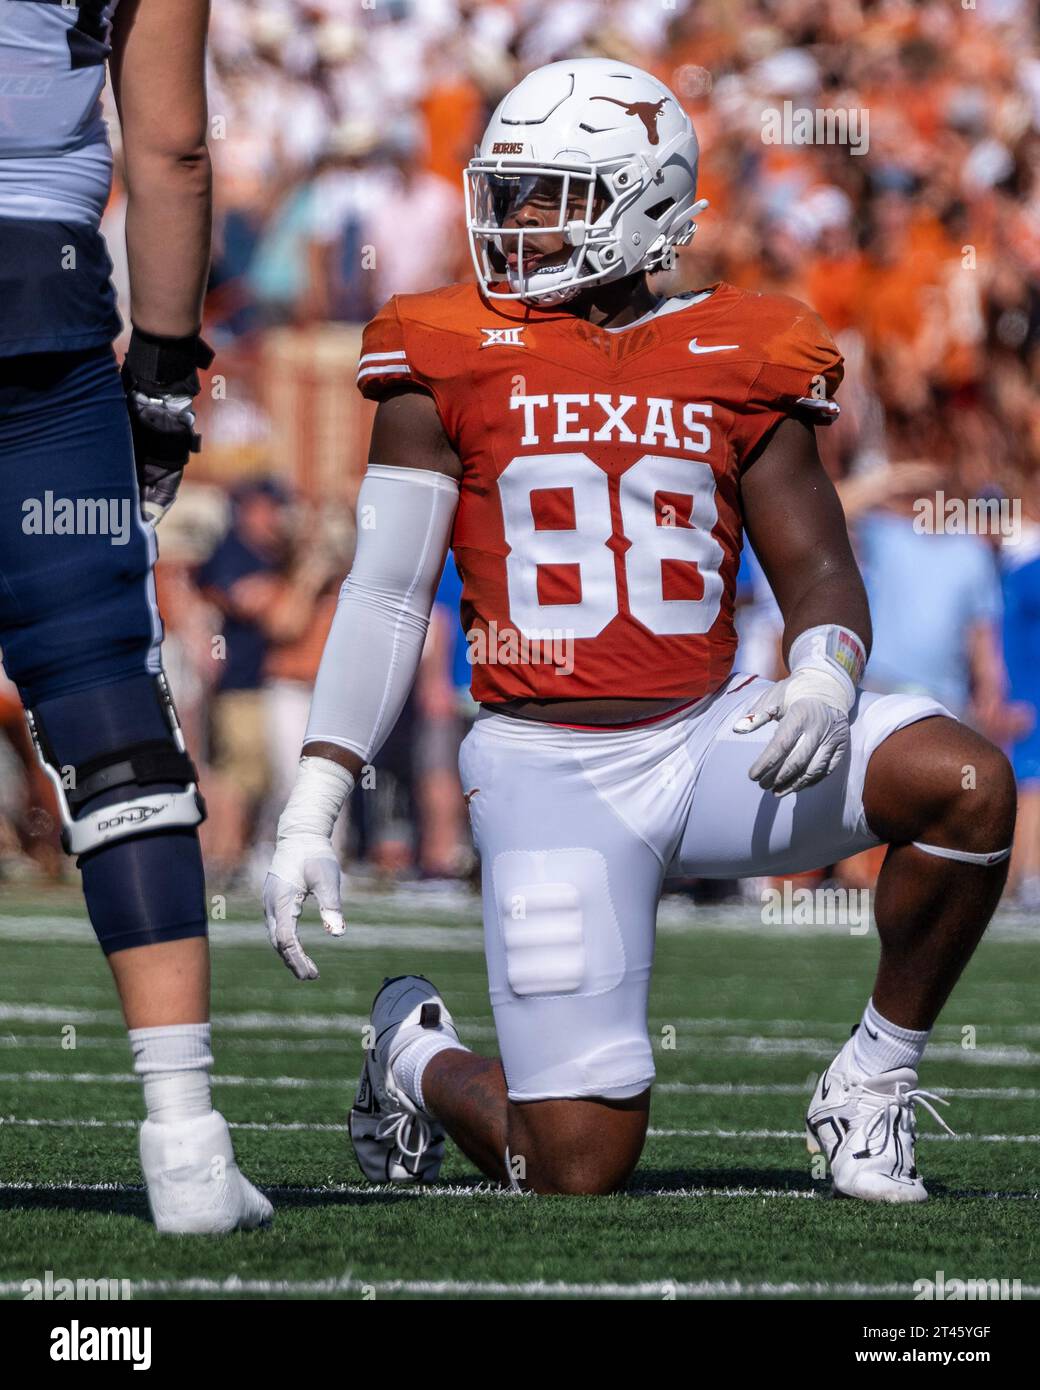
[912,841,1012,866]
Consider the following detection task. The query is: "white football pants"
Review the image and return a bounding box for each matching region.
[459,673,949,1102]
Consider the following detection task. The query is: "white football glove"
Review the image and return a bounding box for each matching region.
[262,757,352,981]
[733,625,866,798]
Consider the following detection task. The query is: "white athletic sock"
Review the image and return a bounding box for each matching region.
[850,999,930,1076]
[129,1023,214,1125]
[393,1031,468,1114]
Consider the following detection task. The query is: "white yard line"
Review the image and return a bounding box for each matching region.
[8,1034,1040,1073]
[0,1036,356,1054]
[657,1082,1040,1100]
[0,1003,495,1039]
[3,909,1036,944]
[0,1276,939,1298]
[3,994,1038,1045]
[1,1267,1038,1300]
[0,1072,321,1087]
[0,918,483,950]
[647,1127,1040,1143]
[0,1116,341,1132]
[0,1178,803,1197]
[691,1038,1040,1064]
[2,1114,1038,1145]
[2,1007,1037,1063]
[0,1178,1035,1204]
[7,1022,1038,1047]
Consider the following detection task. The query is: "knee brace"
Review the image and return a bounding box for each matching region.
[27,671,204,857]
[27,672,208,954]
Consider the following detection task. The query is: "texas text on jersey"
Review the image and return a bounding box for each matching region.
[356,279,843,703]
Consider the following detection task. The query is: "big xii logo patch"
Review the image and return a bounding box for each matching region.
[480,327,527,348]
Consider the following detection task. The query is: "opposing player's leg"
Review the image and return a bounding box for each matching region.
[0,348,269,1233]
[350,709,668,1193]
[674,676,1015,1201]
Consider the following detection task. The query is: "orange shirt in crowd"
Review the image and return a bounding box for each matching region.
[420,77,485,189]
[806,255,866,336]
[265,592,339,685]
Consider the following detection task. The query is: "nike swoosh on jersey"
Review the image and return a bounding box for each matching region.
[688,338,740,354]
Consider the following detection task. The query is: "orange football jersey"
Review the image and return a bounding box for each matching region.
[356,280,842,703]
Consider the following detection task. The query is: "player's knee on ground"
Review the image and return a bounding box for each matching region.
[507,1095,650,1195]
[30,673,208,954]
[489,848,656,1100]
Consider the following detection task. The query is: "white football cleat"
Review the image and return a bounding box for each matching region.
[806,1037,953,1203]
[349,974,460,1184]
[140,1109,273,1234]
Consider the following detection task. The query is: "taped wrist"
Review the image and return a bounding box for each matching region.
[123,325,214,396]
[788,624,867,711]
[277,757,355,844]
[121,328,215,479]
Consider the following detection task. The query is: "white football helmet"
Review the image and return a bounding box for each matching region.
[464,57,708,306]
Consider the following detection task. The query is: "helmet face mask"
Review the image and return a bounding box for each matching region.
[463,59,708,307]
[464,162,624,305]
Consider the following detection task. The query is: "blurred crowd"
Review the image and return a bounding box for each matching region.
[1,0,1039,905]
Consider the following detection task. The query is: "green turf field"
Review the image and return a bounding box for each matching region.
[1,886,1037,1300]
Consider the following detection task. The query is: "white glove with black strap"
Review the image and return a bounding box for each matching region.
[263,757,351,980]
[734,624,867,797]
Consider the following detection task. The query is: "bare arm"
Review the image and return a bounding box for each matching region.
[110,0,212,335]
[356,386,464,483]
[741,417,872,664]
[734,418,874,796]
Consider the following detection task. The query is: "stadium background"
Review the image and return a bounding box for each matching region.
[0,0,1038,906]
[2,0,1040,1308]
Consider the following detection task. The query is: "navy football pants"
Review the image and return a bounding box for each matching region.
[0,346,207,952]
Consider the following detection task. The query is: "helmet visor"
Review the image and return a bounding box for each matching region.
[464,162,618,300]
[466,166,606,234]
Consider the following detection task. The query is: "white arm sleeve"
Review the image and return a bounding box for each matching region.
[304,463,459,762]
